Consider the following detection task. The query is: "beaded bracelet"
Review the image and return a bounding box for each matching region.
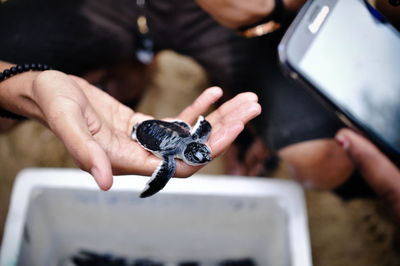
[0,63,52,120]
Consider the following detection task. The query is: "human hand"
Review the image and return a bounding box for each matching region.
[335,128,400,223]
[10,70,260,190]
[196,0,305,29]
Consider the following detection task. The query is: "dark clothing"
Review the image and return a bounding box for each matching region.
[0,0,140,75]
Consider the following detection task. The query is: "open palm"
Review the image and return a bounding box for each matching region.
[32,71,261,190]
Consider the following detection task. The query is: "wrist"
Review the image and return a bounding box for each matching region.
[0,63,50,120]
[236,0,306,38]
[237,0,285,37]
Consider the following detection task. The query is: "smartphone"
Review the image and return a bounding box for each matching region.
[278,0,400,166]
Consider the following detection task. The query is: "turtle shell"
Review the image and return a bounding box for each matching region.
[135,120,191,152]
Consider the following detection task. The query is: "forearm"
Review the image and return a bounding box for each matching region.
[196,0,306,29]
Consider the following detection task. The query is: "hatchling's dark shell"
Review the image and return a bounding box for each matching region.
[134,120,191,152]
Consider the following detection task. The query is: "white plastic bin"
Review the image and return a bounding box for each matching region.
[0,168,312,266]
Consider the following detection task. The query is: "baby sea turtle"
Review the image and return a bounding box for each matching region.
[131,116,212,198]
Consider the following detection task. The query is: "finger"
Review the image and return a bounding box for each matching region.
[48,103,114,190]
[208,121,244,157]
[177,86,223,124]
[335,128,400,220]
[207,101,261,142]
[206,93,261,157]
[207,92,260,124]
[175,91,261,177]
[32,72,114,190]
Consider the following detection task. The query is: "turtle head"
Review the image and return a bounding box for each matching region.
[183,142,212,166]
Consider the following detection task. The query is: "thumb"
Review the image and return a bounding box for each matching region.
[47,103,113,190]
[335,128,400,221]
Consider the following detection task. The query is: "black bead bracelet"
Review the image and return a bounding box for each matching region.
[0,63,52,120]
[0,63,51,82]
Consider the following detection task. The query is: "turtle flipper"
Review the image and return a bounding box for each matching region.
[191,116,211,142]
[140,155,176,198]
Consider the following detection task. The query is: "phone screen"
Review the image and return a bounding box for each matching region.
[298,0,400,152]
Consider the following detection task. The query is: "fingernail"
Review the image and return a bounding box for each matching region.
[336,134,350,150]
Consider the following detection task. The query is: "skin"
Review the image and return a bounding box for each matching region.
[335,129,400,224]
[278,139,355,189]
[196,0,306,29]
[0,61,261,190]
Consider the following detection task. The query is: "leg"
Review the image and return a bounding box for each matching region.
[279,139,355,189]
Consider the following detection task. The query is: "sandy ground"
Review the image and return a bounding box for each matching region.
[0,50,399,265]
